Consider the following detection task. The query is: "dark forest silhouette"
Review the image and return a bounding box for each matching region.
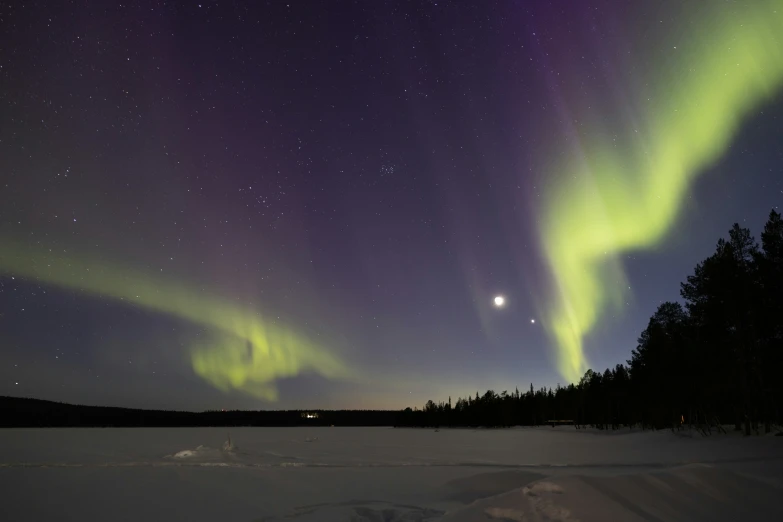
[0,396,399,427]
[398,210,783,435]
[2,211,781,432]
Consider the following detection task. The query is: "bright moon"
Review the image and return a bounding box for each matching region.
[493,295,505,307]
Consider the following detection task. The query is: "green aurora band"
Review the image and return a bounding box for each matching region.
[540,2,783,383]
[0,242,351,400]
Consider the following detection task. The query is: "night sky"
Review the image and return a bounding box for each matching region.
[1,1,782,411]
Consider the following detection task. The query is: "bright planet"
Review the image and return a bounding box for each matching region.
[493,296,505,307]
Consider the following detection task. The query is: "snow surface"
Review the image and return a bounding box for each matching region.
[0,426,781,521]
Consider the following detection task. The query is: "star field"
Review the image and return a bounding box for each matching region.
[0,0,781,410]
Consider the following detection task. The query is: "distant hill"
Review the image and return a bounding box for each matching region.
[0,396,400,427]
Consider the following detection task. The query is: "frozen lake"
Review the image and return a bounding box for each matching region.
[1,426,782,521]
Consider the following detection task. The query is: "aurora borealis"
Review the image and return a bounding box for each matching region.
[539,1,783,382]
[0,240,352,400]
[1,1,782,410]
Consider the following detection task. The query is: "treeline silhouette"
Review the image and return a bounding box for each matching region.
[398,210,783,435]
[0,396,398,427]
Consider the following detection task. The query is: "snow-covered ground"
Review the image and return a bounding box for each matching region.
[0,426,781,521]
